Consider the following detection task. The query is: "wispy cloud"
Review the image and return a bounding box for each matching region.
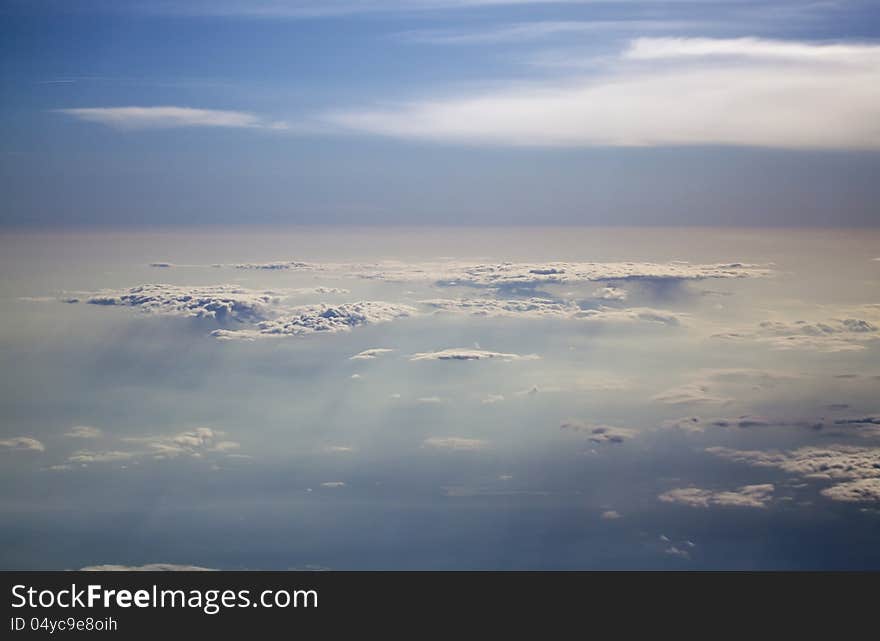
[398,20,689,45]
[323,37,880,149]
[55,106,289,131]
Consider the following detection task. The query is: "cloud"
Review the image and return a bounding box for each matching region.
[714,317,880,352]
[399,20,686,45]
[80,563,216,571]
[707,445,880,503]
[659,484,774,509]
[593,286,627,301]
[423,437,488,451]
[600,510,622,520]
[482,394,505,404]
[661,415,773,432]
[560,420,636,444]
[409,348,539,362]
[323,37,880,150]
[65,426,102,439]
[65,428,243,466]
[56,106,289,131]
[0,437,45,452]
[68,450,135,464]
[652,383,732,405]
[211,301,416,339]
[320,481,346,488]
[79,284,280,322]
[422,297,686,325]
[350,348,395,360]
[359,260,771,288]
[123,427,240,459]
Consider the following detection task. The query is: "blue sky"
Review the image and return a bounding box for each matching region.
[2,0,880,226]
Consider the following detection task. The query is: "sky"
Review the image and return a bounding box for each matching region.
[2,0,880,226]
[1,227,880,569]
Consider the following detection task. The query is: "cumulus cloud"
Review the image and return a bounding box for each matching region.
[707,444,880,503]
[80,563,216,571]
[211,301,417,340]
[659,484,774,509]
[65,426,102,439]
[422,297,686,326]
[350,348,395,360]
[227,259,769,287]
[593,286,627,301]
[560,420,636,444]
[78,284,279,322]
[323,37,880,150]
[57,106,289,131]
[123,427,240,459]
[652,383,732,406]
[0,437,45,452]
[409,348,539,362]
[423,437,488,451]
[68,450,135,464]
[661,415,774,432]
[714,317,880,352]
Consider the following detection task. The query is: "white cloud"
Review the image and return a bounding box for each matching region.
[188,258,771,287]
[399,20,686,45]
[410,348,539,362]
[560,420,636,443]
[714,317,880,352]
[423,437,488,451]
[320,481,346,488]
[80,563,216,571]
[652,383,732,405]
[659,484,774,509]
[482,394,505,404]
[68,450,135,464]
[65,426,102,439]
[79,284,279,322]
[593,286,627,301]
[661,415,773,432]
[350,348,396,360]
[123,427,240,459]
[417,396,444,404]
[57,106,289,131]
[323,37,880,150]
[707,445,880,503]
[212,301,417,340]
[422,297,685,325]
[0,437,45,452]
[600,510,622,520]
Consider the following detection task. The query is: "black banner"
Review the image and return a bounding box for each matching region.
[1,571,876,635]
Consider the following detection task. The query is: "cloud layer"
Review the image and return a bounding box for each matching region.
[324,37,880,149]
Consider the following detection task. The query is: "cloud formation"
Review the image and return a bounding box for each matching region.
[64,426,102,439]
[659,484,775,509]
[707,445,880,503]
[0,437,45,452]
[80,563,216,571]
[212,301,416,339]
[57,106,289,131]
[79,284,279,322]
[350,348,396,360]
[409,348,539,362]
[323,37,880,149]
[423,437,488,451]
[227,259,770,288]
[560,420,636,443]
[715,317,880,352]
